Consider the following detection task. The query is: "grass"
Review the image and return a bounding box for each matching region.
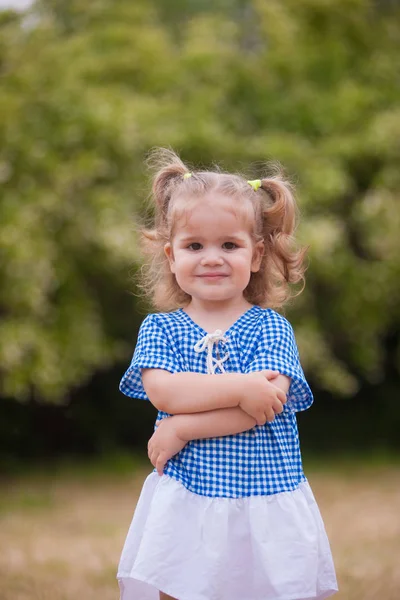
[0,454,399,599]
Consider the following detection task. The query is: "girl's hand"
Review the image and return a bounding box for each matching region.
[239,370,287,425]
[148,417,187,476]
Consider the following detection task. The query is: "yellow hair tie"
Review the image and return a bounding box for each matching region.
[183,172,192,179]
[247,179,262,192]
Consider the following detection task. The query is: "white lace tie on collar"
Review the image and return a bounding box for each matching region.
[194,330,230,374]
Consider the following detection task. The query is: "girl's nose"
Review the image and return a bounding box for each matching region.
[201,252,224,266]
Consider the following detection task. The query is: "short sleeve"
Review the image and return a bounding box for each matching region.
[119,314,182,400]
[245,313,313,412]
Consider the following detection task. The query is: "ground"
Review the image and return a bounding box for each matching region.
[0,455,399,600]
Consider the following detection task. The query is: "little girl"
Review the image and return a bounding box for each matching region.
[117,149,338,600]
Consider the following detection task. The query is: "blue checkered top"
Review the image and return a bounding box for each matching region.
[120,306,313,498]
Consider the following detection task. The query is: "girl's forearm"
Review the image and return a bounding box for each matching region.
[142,370,250,414]
[173,407,257,441]
[166,375,291,440]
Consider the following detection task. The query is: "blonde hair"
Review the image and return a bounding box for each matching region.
[136,148,307,311]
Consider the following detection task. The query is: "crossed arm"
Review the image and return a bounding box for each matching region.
[142,369,291,475]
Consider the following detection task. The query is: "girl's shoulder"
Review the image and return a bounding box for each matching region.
[139,309,184,332]
[252,307,294,335]
[258,307,291,323]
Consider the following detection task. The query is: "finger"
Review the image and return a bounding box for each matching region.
[156,453,166,476]
[263,370,279,380]
[256,412,267,426]
[149,448,158,468]
[147,440,153,457]
[265,408,275,423]
[273,400,284,415]
[277,389,287,404]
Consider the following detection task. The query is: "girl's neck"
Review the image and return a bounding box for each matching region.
[183,298,254,333]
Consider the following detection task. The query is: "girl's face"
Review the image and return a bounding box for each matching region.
[164,193,264,309]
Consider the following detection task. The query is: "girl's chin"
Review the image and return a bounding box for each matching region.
[187,293,243,304]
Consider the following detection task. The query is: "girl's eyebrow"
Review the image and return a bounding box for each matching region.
[178,233,248,243]
[178,235,199,242]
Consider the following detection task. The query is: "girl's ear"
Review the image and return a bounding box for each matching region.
[164,242,176,273]
[251,241,264,273]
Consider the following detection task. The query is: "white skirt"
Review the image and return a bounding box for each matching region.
[117,473,338,600]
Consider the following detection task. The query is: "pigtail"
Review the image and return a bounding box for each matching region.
[260,177,296,236]
[136,148,193,311]
[258,175,307,303]
[147,148,189,224]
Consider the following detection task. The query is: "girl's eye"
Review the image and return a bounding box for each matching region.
[188,243,202,251]
[223,242,238,250]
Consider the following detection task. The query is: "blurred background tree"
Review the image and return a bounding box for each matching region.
[1,0,399,466]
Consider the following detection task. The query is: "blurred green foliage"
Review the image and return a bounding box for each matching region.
[0,0,399,410]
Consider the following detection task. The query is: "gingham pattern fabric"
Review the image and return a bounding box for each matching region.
[120,306,313,499]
